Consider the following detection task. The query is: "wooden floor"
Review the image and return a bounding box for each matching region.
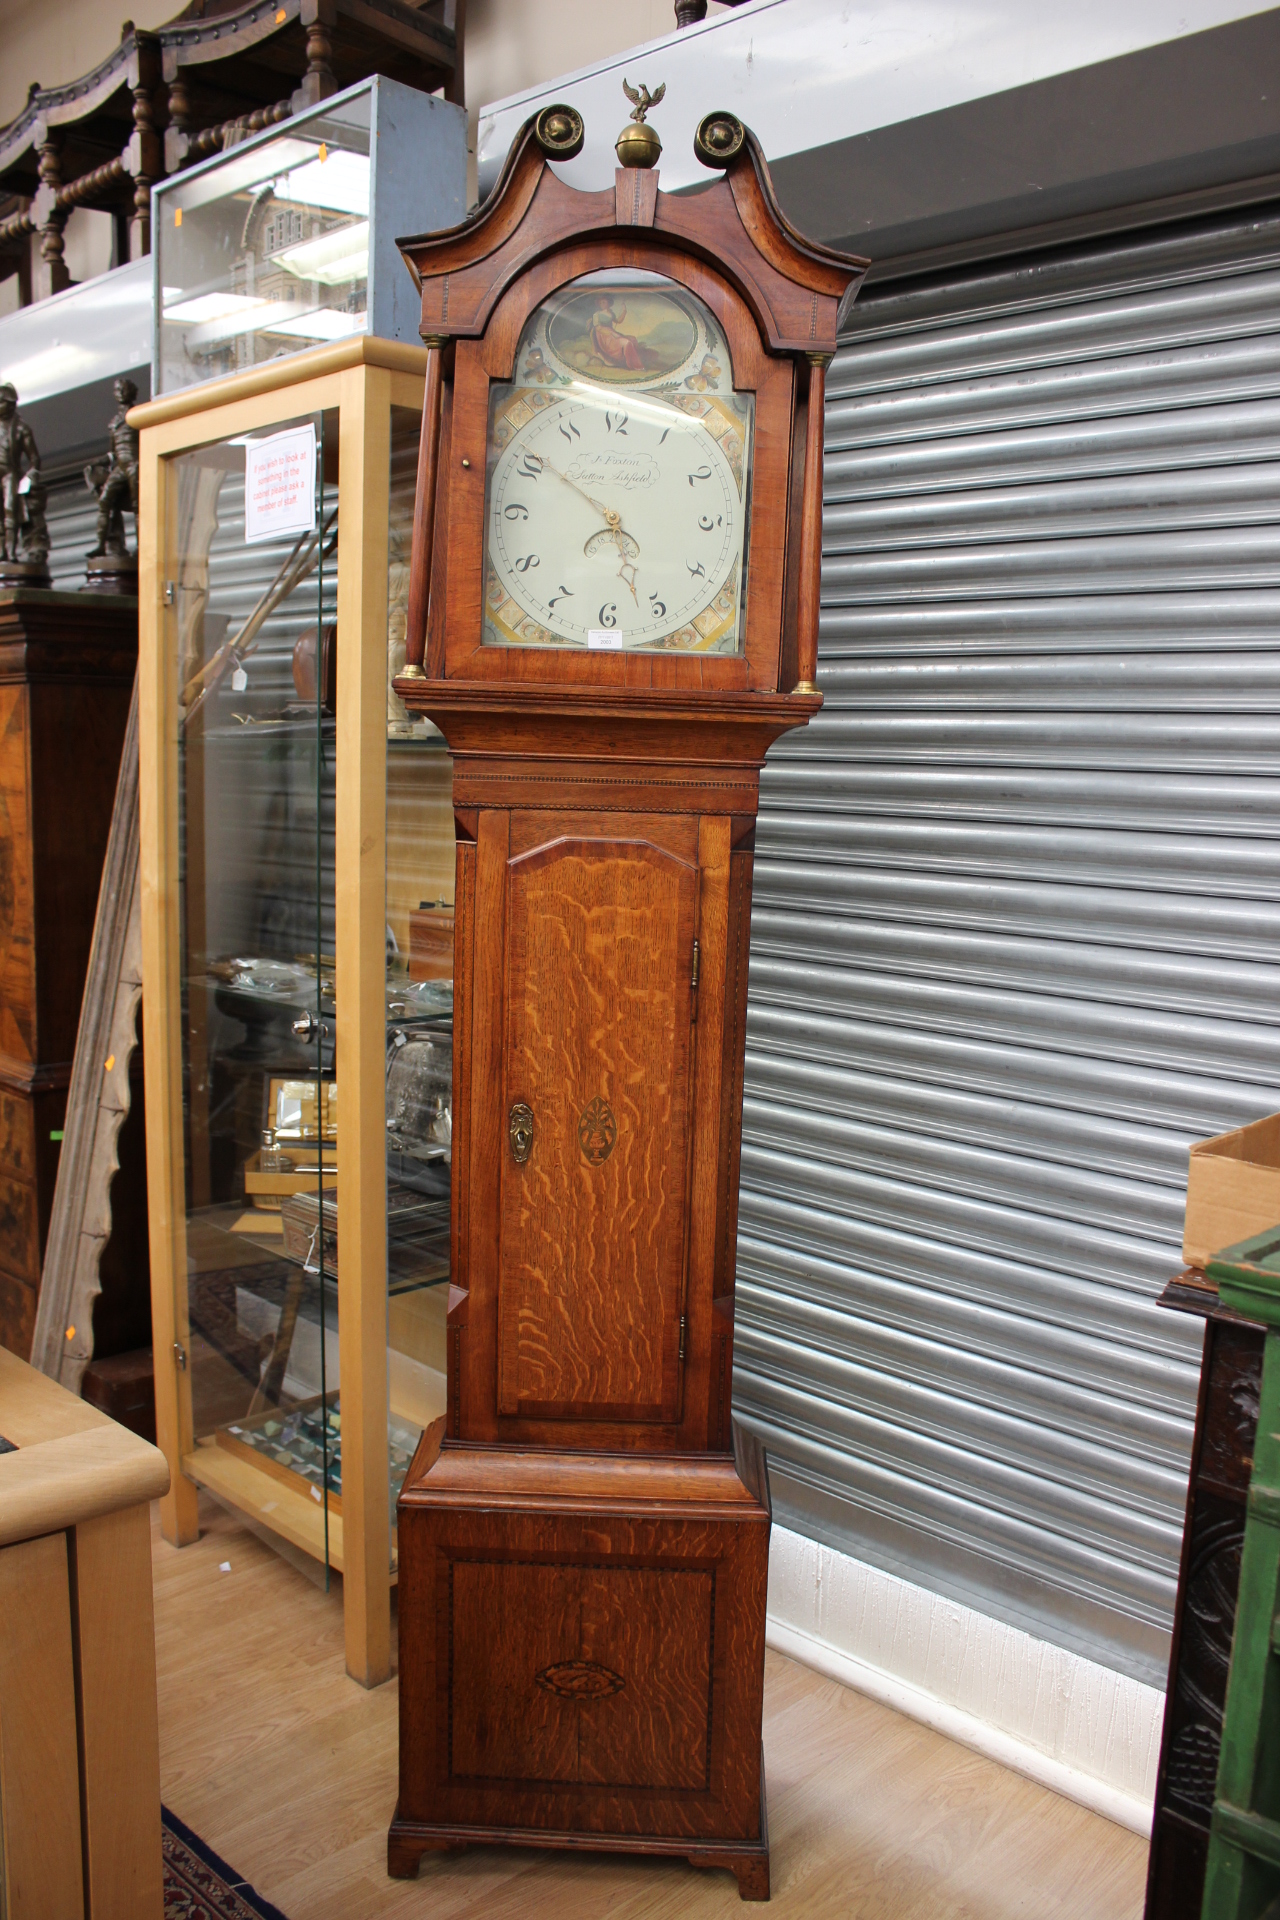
[152,1494,1150,1918]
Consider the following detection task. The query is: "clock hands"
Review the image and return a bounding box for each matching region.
[585,527,640,601]
[538,453,640,602]
[612,535,640,603]
[538,454,614,525]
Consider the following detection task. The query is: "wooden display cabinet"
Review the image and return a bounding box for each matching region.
[0,591,137,1356]
[134,336,456,1685]
[385,100,865,1897]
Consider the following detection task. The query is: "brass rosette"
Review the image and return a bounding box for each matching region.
[694,111,746,169]
[534,104,585,161]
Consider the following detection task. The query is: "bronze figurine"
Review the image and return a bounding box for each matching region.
[85,376,140,561]
[84,376,140,591]
[0,383,50,585]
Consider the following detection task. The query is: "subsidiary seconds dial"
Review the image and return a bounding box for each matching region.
[487,392,745,650]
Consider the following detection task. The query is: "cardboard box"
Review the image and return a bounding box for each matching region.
[1184,1114,1280,1266]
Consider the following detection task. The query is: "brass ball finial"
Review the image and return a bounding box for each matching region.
[616,79,665,170]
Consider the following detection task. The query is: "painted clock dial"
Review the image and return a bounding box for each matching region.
[482,275,754,654]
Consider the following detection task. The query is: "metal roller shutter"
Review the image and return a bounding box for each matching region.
[736,207,1280,1684]
[45,481,103,589]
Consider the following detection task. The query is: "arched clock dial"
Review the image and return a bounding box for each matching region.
[481,277,753,655]
[486,390,746,651]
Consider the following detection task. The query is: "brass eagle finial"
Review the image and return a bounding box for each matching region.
[616,79,665,169]
[622,79,665,124]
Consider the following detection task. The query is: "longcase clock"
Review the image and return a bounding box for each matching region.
[387,93,865,1901]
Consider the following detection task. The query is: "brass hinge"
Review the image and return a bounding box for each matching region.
[691,939,700,988]
[679,1315,687,1363]
[690,938,700,1024]
[173,1341,187,1371]
[163,581,175,606]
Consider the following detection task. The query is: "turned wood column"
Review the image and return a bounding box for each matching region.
[294,3,338,113]
[31,127,69,301]
[164,70,192,175]
[402,339,446,680]
[795,351,830,693]
[124,33,163,260]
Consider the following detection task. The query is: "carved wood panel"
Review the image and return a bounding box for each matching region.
[1146,1303,1265,1920]
[1200,1320,1263,1495]
[497,831,699,1423]
[1161,1488,1243,1827]
[449,1558,714,1791]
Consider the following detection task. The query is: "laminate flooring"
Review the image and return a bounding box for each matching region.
[152,1495,1149,1919]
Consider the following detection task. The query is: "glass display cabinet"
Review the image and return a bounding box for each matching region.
[152,76,465,397]
[136,337,454,1683]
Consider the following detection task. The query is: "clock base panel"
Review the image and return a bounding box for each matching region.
[387,1766,770,1900]
[393,1421,771,1899]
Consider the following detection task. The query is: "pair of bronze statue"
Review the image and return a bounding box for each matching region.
[0,374,138,586]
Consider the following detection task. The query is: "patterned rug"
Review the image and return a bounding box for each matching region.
[163,1807,291,1920]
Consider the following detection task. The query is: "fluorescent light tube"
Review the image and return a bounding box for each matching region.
[277,150,370,217]
[163,292,268,324]
[273,220,369,286]
[266,307,366,340]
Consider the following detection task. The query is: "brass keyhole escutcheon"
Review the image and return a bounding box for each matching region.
[509,1101,534,1164]
[578,1096,617,1166]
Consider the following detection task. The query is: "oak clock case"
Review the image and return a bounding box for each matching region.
[388,101,864,1901]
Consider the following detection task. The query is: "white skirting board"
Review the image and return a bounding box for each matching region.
[766,1525,1164,1836]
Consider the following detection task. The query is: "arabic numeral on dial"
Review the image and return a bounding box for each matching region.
[547,584,573,610]
[518,453,543,480]
[687,465,713,486]
[648,592,666,619]
[503,502,529,521]
[686,558,707,579]
[605,411,628,435]
[598,602,618,629]
[515,553,540,573]
[559,417,581,441]
[698,513,723,532]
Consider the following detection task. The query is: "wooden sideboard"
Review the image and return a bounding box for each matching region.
[0,591,137,1356]
[1144,1268,1265,1918]
[0,1342,169,1917]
